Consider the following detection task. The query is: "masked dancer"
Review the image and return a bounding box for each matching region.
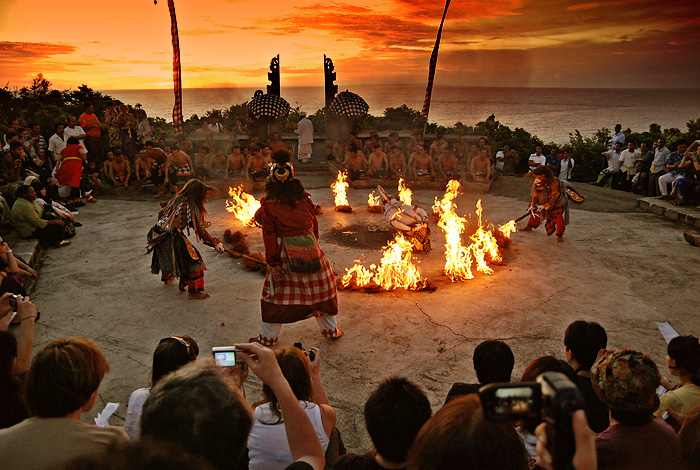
[524,166,569,241]
[147,179,224,299]
[253,151,342,346]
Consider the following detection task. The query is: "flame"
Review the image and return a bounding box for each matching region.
[398,178,413,206]
[341,234,427,291]
[368,190,382,208]
[225,186,261,226]
[433,180,514,282]
[331,170,350,207]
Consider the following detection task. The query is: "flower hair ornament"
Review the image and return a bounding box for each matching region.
[271,162,293,183]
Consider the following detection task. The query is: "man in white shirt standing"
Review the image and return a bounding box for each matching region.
[295,114,314,163]
[559,150,575,181]
[528,145,546,172]
[63,115,88,156]
[612,124,625,147]
[47,123,67,165]
[619,141,641,189]
[596,143,622,187]
[649,138,671,196]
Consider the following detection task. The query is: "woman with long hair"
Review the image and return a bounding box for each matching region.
[253,151,342,345]
[147,179,224,299]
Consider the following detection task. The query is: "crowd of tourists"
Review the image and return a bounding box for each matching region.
[592,124,700,206]
[1,311,699,470]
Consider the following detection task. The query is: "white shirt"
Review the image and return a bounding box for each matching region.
[603,149,622,171]
[619,149,641,173]
[207,122,222,133]
[48,133,66,161]
[296,118,314,145]
[559,157,575,181]
[248,401,329,470]
[124,387,150,440]
[63,126,88,155]
[495,150,505,170]
[652,147,671,173]
[612,131,626,146]
[528,153,546,170]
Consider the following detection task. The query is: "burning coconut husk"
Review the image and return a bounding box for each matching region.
[222,229,267,274]
[331,170,352,212]
[225,185,261,226]
[367,191,383,213]
[433,180,516,282]
[339,233,434,292]
[398,178,413,206]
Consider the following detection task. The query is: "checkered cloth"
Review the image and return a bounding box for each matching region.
[167,0,183,134]
[422,0,451,121]
[328,91,369,118]
[262,250,337,306]
[247,91,291,120]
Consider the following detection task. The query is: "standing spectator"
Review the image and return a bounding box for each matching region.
[656,336,700,421]
[5,142,26,183]
[408,395,529,470]
[64,115,87,155]
[612,124,626,147]
[503,145,519,175]
[10,185,69,248]
[528,145,546,172]
[141,342,326,470]
[596,143,622,187]
[495,148,505,173]
[658,143,687,198]
[0,337,127,470]
[124,335,199,439]
[48,123,66,165]
[619,141,641,190]
[79,104,103,164]
[136,110,153,144]
[248,346,335,470]
[559,149,575,181]
[445,340,514,404]
[30,124,46,157]
[564,320,610,433]
[296,114,314,163]
[592,349,684,470]
[649,138,670,196]
[334,377,432,470]
[0,294,38,429]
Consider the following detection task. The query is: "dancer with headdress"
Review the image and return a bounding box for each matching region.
[147,179,224,299]
[252,150,342,346]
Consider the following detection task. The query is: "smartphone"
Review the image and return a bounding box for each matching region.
[212,346,237,367]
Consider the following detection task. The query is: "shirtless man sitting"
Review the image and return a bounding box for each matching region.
[438,149,460,180]
[469,150,493,185]
[135,148,155,181]
[165,144,195,190]
[366,143,388,178]
[410,144,434,180]
[194,146,212,180]
[102,151,115,183]
[209,151,227,179]
[111,151,131,187]
[227,145,246,178]
[246,146,269,182]
[343,143,367,180]
[387,146,407,178]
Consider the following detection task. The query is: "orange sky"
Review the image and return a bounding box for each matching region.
[0,0,698,90]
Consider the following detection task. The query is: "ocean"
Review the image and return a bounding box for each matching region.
[106,85,700,144]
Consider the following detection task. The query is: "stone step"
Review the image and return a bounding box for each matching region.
[638,197,700,228]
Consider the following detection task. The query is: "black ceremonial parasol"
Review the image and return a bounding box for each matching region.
[247,90,291,120]
[328,90,369,118]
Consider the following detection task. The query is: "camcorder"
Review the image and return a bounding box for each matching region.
[479,372,584,470]
[293,342,316,362]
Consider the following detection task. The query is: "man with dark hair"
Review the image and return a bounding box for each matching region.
[592,349,684,470]
[334,377,432,470]
[445,340,514,404]
[0,337,126,470]
[11,184,70,248]
[69,441,214,470]
[564,320,609,433]
[142,342,326,470]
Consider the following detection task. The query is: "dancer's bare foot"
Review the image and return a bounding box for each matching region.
[189,291,210,300]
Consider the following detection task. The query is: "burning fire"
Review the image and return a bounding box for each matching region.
[225,186,261,226]
[341,233,427,291]
[331,170,350,208]
[398,178,413,206]
[433,180,516,282]
[368,190,382,208]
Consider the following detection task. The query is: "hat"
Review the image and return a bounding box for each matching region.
[591,349,660,413]
[23,175,38,186]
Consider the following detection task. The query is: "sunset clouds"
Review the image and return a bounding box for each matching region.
[0,0,697,89]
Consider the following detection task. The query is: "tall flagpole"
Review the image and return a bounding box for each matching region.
[421,0,451,133]
[155,0,184,134]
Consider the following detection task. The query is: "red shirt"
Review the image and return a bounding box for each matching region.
[79,113,101,138]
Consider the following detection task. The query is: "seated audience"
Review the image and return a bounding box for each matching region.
[124,335,199,439]
[658,143,687,198]
[564,320,610,433]
[410,144,433,180]
[343,143,367,180]
[445,339,514,404]
[437,148,460,180]
[248,346,335,470]
[469,149,493,184]
[592,349,684,470]
[11,184,69,248]
[0,337,127,470]
[334,377,432,470]
[0,238,37,295]
[367,143,388,178]
[408,395,529,470]
[141,342,326,470]
[110,151,131,187]
[0,294,38,429]
[596,143,623,187]
[656,335,700,421]
[68,440,214,470]
[227,145,246,177]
